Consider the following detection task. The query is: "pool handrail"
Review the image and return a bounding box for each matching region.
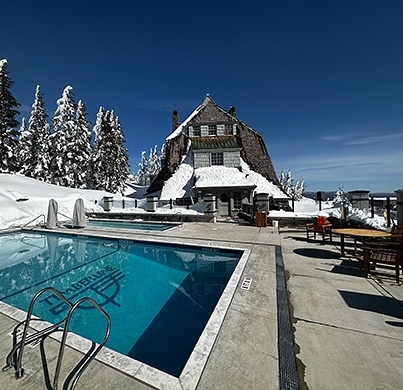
[2,287,111,390]
[21,214,46,229]
[3,287,73,378]
[164,211,183,225]
[55,297,111,390]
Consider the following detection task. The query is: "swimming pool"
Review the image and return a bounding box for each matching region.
[0,230,243,379]
[86,219,179,231]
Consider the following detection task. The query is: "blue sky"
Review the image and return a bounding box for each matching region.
[3,1,403,193]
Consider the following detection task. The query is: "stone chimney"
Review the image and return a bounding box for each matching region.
[228,106,236,118]
[172,110,179,132]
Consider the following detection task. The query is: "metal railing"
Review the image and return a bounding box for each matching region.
[164,211,183,225]
[2,287,110,390]
[22,214,46,229]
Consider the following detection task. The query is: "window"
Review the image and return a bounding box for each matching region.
[224,123,233,135]
[208,124,217,136]
[211,152,223,166]
[233,191,242,209]
[193,125,201,137]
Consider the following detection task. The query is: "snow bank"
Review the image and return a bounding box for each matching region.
[0,174,109,229]
[160,147,194,201]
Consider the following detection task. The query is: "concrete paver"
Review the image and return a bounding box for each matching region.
[280,228,403,390]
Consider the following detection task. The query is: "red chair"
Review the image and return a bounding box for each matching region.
[306,216,333,243]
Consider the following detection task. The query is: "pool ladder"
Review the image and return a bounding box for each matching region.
[2,287,111,390]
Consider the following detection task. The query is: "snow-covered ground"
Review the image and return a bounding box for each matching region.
[0,173,391,231]
[269,196,390,230]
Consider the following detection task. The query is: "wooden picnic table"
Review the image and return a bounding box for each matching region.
[332,228,391,258]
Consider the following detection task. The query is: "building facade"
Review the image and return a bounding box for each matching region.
[147,95,285,216]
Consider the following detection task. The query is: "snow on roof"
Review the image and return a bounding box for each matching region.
[166,103,203,141]
[240,159,288,198]
[166,95,224,141]
[159,147,194,200]
[159,151,287,200]
[194,166,254,189]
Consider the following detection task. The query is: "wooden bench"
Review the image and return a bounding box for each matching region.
[306,216,333,243]
[363,235,403,283]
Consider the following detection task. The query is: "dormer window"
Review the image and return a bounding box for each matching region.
[224,123,233,135]
[193,125,201,136]
[208,124,217,136]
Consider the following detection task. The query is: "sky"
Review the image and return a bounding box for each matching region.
[2,1,403,193]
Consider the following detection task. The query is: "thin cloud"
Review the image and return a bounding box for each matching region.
[273,146,402,191]
[300,162,380,172]
[344,133,403,146]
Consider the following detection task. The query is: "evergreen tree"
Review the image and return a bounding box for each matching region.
[92,108,129,194]
[20,85,51,181]
[280,169,305,199]
[50,86,77,186]
[159,143,166,165]
[70,99,93,188]
[137,150,148,186]
[134,143,165,186]
[293,180,305,201]
[18,117,29,169]
[148,145,160,177]
[0,59,20,172]
[112,113,130,194]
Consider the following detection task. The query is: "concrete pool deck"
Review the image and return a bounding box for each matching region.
[1,222,403,389]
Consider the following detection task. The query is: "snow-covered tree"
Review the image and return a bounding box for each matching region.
[280,170,294,196]
[134,143,165,185]
[334,186,349,205]
[148,145,160,177]
[70,99,93,188]
[18,118,29,166]
[136,150,148,186]
[20,85,51,181]
[293,180,305,201]
[92,108,129,194]
[49,86,77,186]
[280,169,305,200]
[111,113,130,193]
[0,59,20,172]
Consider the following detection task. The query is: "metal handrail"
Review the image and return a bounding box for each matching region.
[164,211,183,225]
[22,214,46,229]
[2,287,111,390]
[57,297,110,390]
[3,287,73,378]
[57,212,73,222]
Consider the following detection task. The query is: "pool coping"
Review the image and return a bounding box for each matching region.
[0,227,251,390]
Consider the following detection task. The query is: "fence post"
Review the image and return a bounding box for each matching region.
[386,197,391,227]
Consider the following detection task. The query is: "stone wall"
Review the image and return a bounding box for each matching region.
[189,99,233,124]
[236,122,280,186]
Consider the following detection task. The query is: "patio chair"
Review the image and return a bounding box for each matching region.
[363,236,403,283]
[306,216,333,243]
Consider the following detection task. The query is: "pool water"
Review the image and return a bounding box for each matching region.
[0,231,241,377]
[86,219,177,231]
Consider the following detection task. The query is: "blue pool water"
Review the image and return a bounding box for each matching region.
[0,231,241,377]
[86,219,177,231]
